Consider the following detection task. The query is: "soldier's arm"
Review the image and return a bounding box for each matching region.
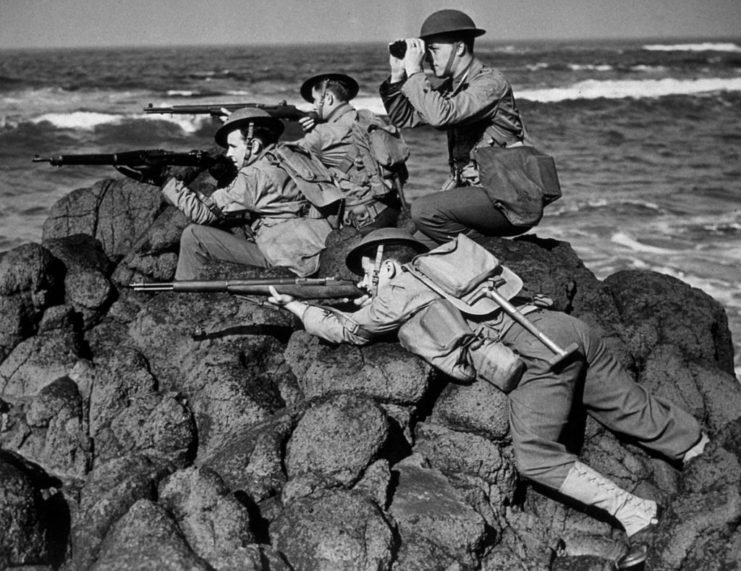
[400,69,509,127]
[379,78,426,129]
[161,167,261,224]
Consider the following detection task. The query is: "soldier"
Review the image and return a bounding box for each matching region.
[381,9,560,247]
[160,108,332,280]
[267,228,708,569]
[295,72,404,234]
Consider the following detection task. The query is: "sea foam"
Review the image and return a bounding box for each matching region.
[519,77,741,102]
[642,42,741,52]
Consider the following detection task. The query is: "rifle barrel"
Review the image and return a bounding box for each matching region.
[129,278,362,299]
[144,102,314,121]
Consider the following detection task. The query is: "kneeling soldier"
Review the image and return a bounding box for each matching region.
[162,108,332,280]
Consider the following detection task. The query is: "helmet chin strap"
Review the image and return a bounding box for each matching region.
[370,244,384,297]
[442,41,461,78]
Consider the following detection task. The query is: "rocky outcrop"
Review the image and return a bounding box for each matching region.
[0,177,739,570]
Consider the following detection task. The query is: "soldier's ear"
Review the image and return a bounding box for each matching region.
[251,139,263,155]
[381,260,397,279]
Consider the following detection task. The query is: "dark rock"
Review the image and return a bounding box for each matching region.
[271,489,395,570]
[159,466,254,565]
[200,411,296,503]
[604,269,735,374]
[110,205,188,284]
[0,243,64,362]
[42,234,114,328]
[352,458,392,509]
[0,454,49,567]
[0,376,91,479]
[640,343,741,432]
[285,329,432,404]
[0,309,83,399]
[431,377,510,440]
[126,291,297,458]
[87,351,196,468]
[42,178,164,263]
[91,498,209,570]
[285,393,390,488]
[415,421,518,492]
[70,454,169,570]
[388,453,489,569]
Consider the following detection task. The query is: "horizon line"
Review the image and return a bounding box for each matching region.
[1,34,740,53]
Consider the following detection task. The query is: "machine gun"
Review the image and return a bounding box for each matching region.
[129,277,362,301]
[32,149,217,168]
[32,148,233,185]
[144,101,316,121]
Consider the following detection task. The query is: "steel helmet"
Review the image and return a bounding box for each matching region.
[345,228,429,275]
[214,107,284,148]
[419,9,486,40]
[300,72,359,102]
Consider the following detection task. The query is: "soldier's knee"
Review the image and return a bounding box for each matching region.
[411,198,435,225]
[180,224,207,248]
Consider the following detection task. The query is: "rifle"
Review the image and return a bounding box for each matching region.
[129,277,362,301]
[32,149,217,168]
[144,101,316,121]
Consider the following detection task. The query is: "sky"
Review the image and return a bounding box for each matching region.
[1,0,740,50]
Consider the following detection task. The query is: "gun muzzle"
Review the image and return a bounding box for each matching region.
[129,282,174,292]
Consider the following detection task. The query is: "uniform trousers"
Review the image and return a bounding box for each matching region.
[175,224,268,281]
[410,186,529,248]
[501,310,701,490]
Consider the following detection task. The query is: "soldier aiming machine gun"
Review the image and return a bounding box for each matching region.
[32,149,234,185]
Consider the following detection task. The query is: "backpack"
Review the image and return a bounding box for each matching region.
[266,142,345,214]
[340,109,410,198]
[404,234,523,316]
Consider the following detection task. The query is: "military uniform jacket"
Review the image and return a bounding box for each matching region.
[301,267,517,345]
[380,57,530,186]
[161,145,331,277]
[296,103,384,209]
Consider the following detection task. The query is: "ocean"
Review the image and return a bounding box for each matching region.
[1,40,739,374]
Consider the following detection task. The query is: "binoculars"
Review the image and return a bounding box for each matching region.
[388,40,407,59]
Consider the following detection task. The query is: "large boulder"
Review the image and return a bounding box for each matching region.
[285,330,432,404]
[0,305,84,399]
[271,489,396,570]
[604,269,735,374]
[0,453,50,568]
[388,453,490,569]
[0,375,91,479]
[159,466,255,567]
[42,234,115,328]
[284,393,390,491]
[42,177,164,263]
[0,242,64,362]
[70,455,170,570]
[91,498,209,570]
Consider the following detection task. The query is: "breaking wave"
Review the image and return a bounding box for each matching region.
[519,77,741,102]
[642,42,741,52]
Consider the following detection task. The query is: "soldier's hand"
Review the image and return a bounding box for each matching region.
[216,107,232,124]
[299,115,316,132]
[404,38,426,76]
[267,286,295,306]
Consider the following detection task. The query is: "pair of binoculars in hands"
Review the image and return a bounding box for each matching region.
[388,40,408,59]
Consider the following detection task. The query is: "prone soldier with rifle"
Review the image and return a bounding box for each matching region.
[265,227,709,570]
